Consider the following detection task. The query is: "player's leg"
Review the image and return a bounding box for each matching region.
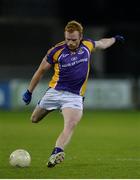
[31,88,60,123]
[31,106,53,123]
[47,108,83,167]
[56,108,83,148]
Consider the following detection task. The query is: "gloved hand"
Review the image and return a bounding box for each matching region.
[22,89,32,105]
[114,35,125,43]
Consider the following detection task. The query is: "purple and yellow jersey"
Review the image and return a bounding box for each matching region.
[46,39,95,96]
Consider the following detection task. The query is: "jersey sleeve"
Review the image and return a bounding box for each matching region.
[44,41,66,64]
[82,38,96,53]
[45,47,55,65]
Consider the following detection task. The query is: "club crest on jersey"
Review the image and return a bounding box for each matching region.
[78,48,84,55]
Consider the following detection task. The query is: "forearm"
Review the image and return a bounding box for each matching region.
[95,37,116,50]
[28,70,44,93]
[27,58,51,93]
[101,37,115,49]
[22,58,51,105]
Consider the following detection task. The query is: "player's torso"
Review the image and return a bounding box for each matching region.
[49,40,94,95]
[58,45,90,81]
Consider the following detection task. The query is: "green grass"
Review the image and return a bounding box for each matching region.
[0,109,140,178]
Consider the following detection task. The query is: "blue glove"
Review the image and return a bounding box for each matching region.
[22,89,32,105]
[114,35,125,43]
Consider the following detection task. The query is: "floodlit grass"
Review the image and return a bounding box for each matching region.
[0,109,140,178]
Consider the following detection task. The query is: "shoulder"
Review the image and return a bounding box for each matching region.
[47,41,66,56]
[81,38,95,52]
[55,41,66,47]
[46,41,66,64]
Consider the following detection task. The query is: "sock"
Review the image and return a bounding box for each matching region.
[51,147,63,155]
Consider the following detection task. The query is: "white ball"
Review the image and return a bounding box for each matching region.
[9,149,31,167]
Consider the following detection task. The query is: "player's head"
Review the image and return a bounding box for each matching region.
[64,20,83,51]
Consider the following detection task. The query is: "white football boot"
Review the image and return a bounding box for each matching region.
[47,151,65,168]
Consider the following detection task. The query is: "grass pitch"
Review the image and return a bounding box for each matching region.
[0,109,140,178]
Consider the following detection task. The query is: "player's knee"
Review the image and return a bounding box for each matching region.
[68,118,80,129]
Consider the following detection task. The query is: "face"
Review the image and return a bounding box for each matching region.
[65,31,82,51]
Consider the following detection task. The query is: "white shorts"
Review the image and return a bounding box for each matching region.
[38,88,83,110]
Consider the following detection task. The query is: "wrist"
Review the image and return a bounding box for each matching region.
[114,35,118,42]
[27,89,32,95]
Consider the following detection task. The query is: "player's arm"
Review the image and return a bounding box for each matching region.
[95,35,124,50]
[22,57,52,105]
[28,58,51,93]
[95,37,115,50]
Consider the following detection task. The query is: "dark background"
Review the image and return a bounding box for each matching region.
[0,0,140,79]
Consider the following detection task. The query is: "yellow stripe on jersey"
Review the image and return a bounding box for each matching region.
[46,41,65,62]
[55,41,65,47]
[80,61,90,96]
[49,48,64,87]
[82,40,95,53]
[49,63,60,88]
[53,48,64,62]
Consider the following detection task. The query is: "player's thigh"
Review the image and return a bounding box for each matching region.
[62,108,83,128]
[31,106,53,123]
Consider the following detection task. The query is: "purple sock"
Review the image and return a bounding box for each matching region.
[51,147,63,155]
